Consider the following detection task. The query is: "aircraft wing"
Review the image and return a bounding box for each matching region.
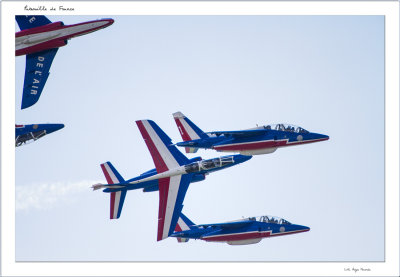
[209,129,267,138]
[157,174,191,241]
[197,220,253,230]
[136,120,189,173]
[21,48,58,109]
[16,15,52,30]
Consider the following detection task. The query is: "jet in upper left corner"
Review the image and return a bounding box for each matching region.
[15,123,64,147]
[15,15,114,109]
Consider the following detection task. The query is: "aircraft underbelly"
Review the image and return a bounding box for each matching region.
[227,238,262,245]
[202,230,269,243]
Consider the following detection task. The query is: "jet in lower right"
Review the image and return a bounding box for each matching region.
[15,123,64,147]
[171,213,310,245]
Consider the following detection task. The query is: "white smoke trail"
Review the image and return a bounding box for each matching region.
[16,180,102,211]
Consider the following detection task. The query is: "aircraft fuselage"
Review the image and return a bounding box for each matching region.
[99,154,251,193]
[177,129,329,156]
[172,219,310,245]
[15,18,114,56]
[15,123,64,146]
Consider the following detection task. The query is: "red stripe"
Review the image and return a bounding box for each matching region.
[136,120,169,173]
[174,118,192,141]
[203,232,265,242]
[269,229,309,237]
[157,178,170,241]
[110,192,116,219]
[174,222,183,232]
[203,229,309,242]
[100,163,114,184]
[16,19,113,37]
[213,138,328,151]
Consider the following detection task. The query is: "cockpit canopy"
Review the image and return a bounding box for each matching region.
[246,215,291,225]
[15,130,46,147]
[184,156,235,173]
[261,124,309,133]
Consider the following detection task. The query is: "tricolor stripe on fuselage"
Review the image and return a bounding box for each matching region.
[213,137,328,151]
[202,228,308,242]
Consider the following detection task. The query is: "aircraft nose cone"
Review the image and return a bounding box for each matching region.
[47,124,65,134]
[234,154,252,163]
[297,225,310,232]
[320,134,329,141]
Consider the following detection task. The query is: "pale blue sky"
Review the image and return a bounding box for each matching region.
[14,15,384,262]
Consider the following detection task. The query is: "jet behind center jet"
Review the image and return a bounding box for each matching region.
[173,112,329,155]
[172,213,310,245]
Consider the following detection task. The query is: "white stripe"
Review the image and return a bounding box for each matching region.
[214,137,326,148]
[178,217,190,231]
[180,119,200,140]
[142,121,180,170]
[113,191,121,219]
[203,230,271,239]
[213,139,277,148]
[103,163,119,184]
[162,175,181,239]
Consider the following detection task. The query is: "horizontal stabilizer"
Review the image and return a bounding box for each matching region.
[98,162,127,219]
[110,189,127,219]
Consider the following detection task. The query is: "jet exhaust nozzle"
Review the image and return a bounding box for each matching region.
[92,183,105,191]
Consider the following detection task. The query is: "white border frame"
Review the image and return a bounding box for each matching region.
[1,1,399,276]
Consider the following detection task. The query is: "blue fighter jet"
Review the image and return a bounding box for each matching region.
[92,120,252,241]
[16,15,114,109]
[15,123,64,147]
[173,112,329,155]
[171,213,310,245]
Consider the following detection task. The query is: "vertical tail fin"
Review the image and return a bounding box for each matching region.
[172,112,209,153]
[100,162,127,219]
[174,213,196,242]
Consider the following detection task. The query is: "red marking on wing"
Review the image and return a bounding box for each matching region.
[110,192,116,219]
[136,120,169,173]
[157,177,170,241]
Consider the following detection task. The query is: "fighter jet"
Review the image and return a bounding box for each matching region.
[171,213,310,245]
[92,120,252,241]
[173,112,329,155]
[15,123,64,147]
[15,15,114,109]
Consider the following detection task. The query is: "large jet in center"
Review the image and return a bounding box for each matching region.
[172,213,310,245]
[15,123,64,147]
[173,112,329,155]
[15,15,114,109]
[92,120,252,241]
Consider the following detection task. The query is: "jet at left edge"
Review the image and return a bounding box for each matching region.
[15,15,114,109]
[15,123,64,147]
